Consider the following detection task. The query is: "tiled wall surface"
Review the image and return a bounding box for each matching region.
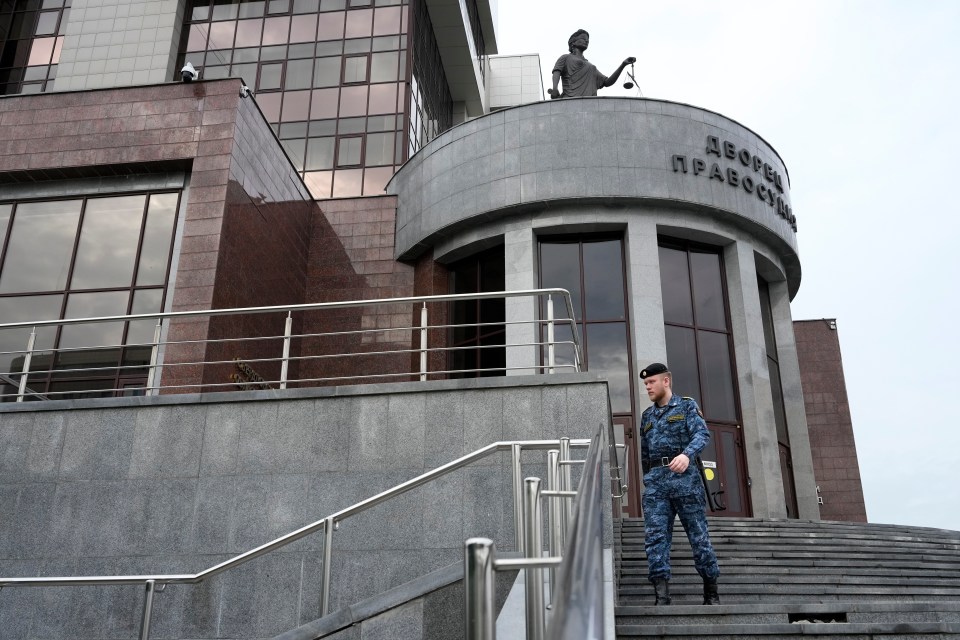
[794,319,867,522]
[54,0,185,91]
[0,377,610,638]
[487,54,543,110]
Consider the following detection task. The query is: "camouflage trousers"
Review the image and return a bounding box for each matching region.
[642,491,720,582]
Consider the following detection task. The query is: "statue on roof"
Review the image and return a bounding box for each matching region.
[548,29,635,99]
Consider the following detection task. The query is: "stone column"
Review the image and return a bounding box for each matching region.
[724,241,787,519]
[504,224,537,375]
[626,216,667,371]
[768,280,821,520]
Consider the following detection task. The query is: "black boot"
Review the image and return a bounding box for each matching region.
[653,578,672,605]
[703,578,720,605]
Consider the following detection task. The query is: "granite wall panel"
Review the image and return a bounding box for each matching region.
[0,376,610,639]
[794,319,867,522]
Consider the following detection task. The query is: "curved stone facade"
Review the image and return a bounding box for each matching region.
[389,97,817,521]
[389,97,799,295]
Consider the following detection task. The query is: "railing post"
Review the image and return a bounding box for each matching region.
[559,438,573,536]
[419,302,428,381]
[280,311,293,390]
[546,294,555,374]
[138,579,156,640]
[464,537,496,640]
[523,477,546,640]
[546,450,561,604]
[320,516,334,616]
[146,320,163,397]
[16,327,36,402]
[512,443,524,552]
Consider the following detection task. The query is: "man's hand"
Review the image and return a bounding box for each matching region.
[548,88,561,99]
[668,453,689,473]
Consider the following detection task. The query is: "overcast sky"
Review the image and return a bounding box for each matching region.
[496,1,960,531]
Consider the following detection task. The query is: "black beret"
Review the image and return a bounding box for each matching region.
[640,363,669,379]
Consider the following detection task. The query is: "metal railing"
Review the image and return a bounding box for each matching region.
[0,437,590,639]
[0,289,582,402]
[465,418,623,639]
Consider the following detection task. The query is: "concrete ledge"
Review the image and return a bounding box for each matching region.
[0,372,606,414]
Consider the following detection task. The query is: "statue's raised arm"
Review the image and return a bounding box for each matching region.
[548,29,636,99]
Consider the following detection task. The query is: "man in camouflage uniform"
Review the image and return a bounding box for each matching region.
[639,362,720,605]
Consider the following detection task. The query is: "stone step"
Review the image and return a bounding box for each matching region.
[617,583,960,598]
[616,600,960,627]
[618,549,960,562]
[617,573,960,587]
[617,558,960,571]
[614,621,960,638]
[619,534,960,551]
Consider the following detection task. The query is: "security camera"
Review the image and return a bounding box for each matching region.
[181,62,198,83]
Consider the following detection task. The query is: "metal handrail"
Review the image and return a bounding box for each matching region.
[464,421,614,640]
[0,288,584,401]
[0,289,579,329]
[0,437,589,638]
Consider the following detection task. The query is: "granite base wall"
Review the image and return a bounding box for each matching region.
[0,375,609,639]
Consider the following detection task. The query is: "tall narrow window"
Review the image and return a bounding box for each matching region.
[539,236,633,415]
[659,240,750,517]
[448,245,505,377]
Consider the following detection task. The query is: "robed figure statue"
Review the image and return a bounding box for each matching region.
[549,29,635,99]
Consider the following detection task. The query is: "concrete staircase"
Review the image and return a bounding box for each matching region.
[615,517,960,638]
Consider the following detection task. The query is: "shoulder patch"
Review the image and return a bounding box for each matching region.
[682,396,704,418]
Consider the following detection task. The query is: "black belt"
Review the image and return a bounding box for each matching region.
[643,450,682,472]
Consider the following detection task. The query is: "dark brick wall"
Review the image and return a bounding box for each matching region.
[0,80,317,394]
[794,319,867,522]
[298,196,419,385]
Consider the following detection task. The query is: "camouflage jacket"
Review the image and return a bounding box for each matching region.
[640,393,710,498]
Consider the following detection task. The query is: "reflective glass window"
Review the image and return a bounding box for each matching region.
[364,131,393,165]
[59,291,128,350]
[0,200,82,293]
[0,295,61,373]
[317,11,345,39]
[313,56,341,86]
[27,37,56,65]
[308,119,337,136]
[0,205,11,257]
[582,240,625,321]
[137,194,178,286]
[281,89,311,120]
[259,62,283,89]
[372,6,401,35]
[664,324,701,397]
[284,58,314,89]
[337,136,362,166]
[369,50,398,82]
[35,11,59,35]
[538,242,581,320]
[338,84,367,117]
[367,81,396,114]
[344,8,372,38]
[658,245,693,325]
[304,171,333,198]
[283,138,306,169]
[332,168,363,197]
[320,0,346,9]
[363,165,393,194]
[337,116,365,134]
[262,16,291,45]
[238,1,266,18]
[289,13,318,41]
[698,330,737,421]
[208,21,236,49]
[691,251,727,330]
[256,92,282,121]
[310,88,339,119]
[306,137,336,170]
[343,55,367,83]
[71,195,146,290]
[234,19,263,47]
[586,322,631,413]
[294,0,320,12]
